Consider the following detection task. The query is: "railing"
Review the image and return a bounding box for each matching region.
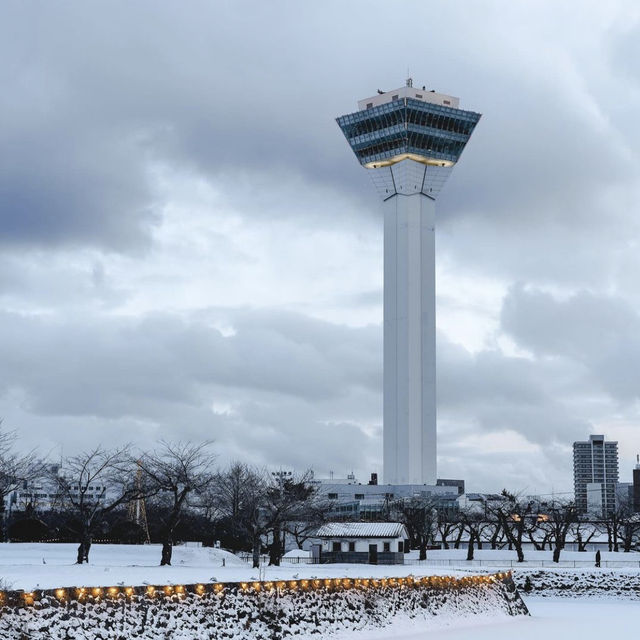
[239,553,640,569]
[402,558,640,569]
[277,557,640,568]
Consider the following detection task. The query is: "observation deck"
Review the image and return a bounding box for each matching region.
[337,81,481,199]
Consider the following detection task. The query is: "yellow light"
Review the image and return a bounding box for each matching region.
[108,587,118,597]
[312,579,321,589]
[147,586,155,597]
[56,589,65,599]
[265,581,274,592]
[92,587,102,597]
[288,581,297,589]
[125,587,134,596]
[300,580,308,589]
[214,583,224,593]
[196,584,205,594]
[364,153,455,170]
[241,583,248,591]
[252,582,261,591]
[276,581,286,590]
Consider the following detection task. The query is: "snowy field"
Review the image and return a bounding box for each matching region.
[0,543,467,591]
[331,598,640,639]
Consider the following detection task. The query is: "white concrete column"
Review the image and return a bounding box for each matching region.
[383,191,436,485]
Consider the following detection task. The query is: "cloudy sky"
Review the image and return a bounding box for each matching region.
[2,1,640,494]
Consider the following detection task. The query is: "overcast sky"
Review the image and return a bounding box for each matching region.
[2,1,640,494]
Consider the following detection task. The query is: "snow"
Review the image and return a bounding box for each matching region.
[0,543,468,591]
[329,598,640,639]
[283,548,311,558]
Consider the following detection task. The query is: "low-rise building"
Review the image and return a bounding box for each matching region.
[315,522,409,565]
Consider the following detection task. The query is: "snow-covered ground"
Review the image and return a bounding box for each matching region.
[0,543,467,591]
[330,598,640,639]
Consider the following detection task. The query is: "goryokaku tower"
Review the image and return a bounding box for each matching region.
[337,79,480,485]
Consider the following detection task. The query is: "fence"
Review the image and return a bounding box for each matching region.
[273,557,640,569]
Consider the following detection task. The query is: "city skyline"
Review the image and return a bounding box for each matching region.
[2,2,640,494]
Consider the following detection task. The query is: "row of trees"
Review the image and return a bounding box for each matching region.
[0,425,329,567]
[2,424,639,567]
[393,490,640,563]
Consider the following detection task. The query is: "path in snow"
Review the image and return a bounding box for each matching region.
[331,598,640,639]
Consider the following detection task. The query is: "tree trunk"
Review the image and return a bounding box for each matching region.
[466,532,475,561]
[252,536,261,569]
[160,540,172,566]
[552,545,561,563]
[514,539,524,563]
[76,532,92,564]
[454,528,463,550]
[419,540,427,561]
[269,525,282,566]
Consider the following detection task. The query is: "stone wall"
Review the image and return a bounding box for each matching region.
[513,568,640,599]
[0,574,528,639]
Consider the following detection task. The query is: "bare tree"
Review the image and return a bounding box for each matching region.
[602,506,624,552]
[489,491,536,563]
[459,507,496,561]
[263,470,317,566]
[619,512,640,552]
[0,423,43,540]
[138,441,216,566]
[539,501,577,563]
[604,496,640,553]
[216,462,268,568]
[436,511,462,550]
[284,491,331,551]
[53,445,139,563]
[571,518,599,552]
[483,515,504,550]
[391,496,438,560]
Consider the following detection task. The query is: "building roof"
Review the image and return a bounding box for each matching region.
[316,522,408,539]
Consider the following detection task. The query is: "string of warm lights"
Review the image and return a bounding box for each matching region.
[2,571,512,609]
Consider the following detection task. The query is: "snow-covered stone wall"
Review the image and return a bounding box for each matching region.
[0,575,528,639]
[513,569,640,599]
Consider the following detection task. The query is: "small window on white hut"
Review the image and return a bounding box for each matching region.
[383,541,391,552]
[332,541,341,552]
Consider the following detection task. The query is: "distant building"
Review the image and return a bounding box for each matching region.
[573,435,619,516]
[436,478,465,495]
[2,462,109,514]
[616,482,633,510]
[313,474,462,520]
[315,522,409,564]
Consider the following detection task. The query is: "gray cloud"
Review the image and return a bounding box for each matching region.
[501,285,640,403]
[1,1,640,492]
